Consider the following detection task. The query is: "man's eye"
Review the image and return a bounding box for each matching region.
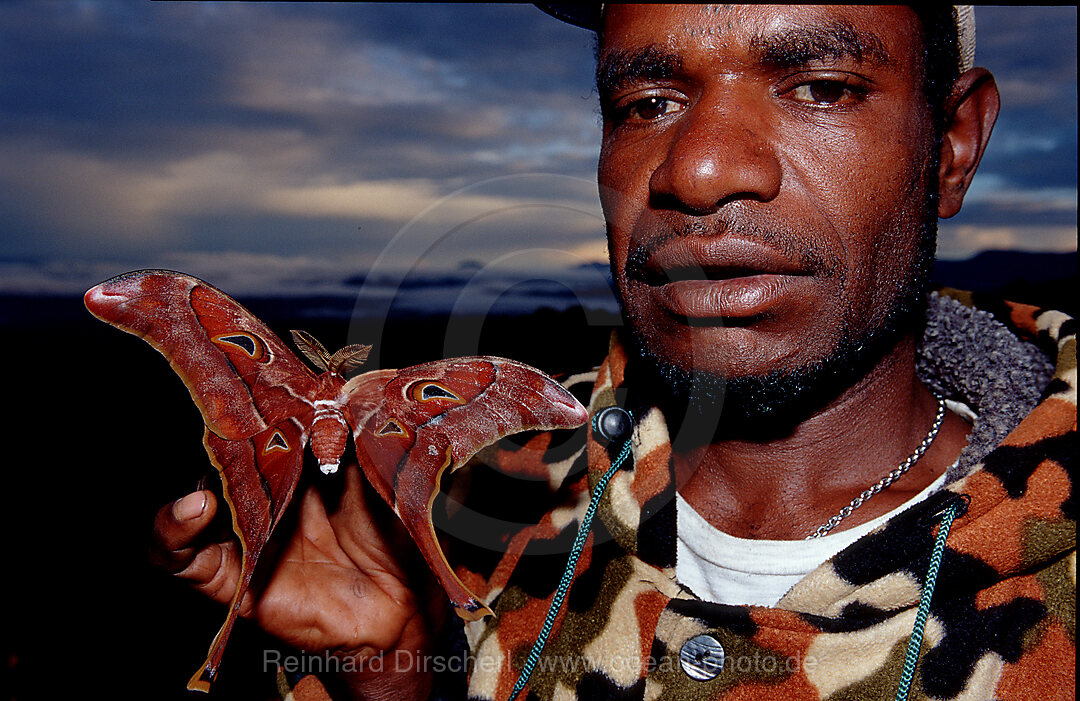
[618,96,682,122]
[791,80,862,105]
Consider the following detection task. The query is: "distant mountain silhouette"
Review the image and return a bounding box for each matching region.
[932,250,1075,315]
[932,250,1075,290]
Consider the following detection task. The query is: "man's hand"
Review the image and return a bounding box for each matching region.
[150,463,445,701]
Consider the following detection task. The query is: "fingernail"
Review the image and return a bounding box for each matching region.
[173,492,206,521]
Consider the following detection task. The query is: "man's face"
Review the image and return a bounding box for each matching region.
[597,5,938,411]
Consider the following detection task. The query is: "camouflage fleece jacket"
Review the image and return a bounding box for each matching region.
[288,291,1075,700]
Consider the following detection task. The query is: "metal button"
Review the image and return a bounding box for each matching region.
[679,634,725,681]
[594,406,632,442]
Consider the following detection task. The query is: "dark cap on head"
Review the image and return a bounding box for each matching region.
[535,4,601,31]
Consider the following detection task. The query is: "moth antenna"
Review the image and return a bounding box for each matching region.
[290,330,332,372]
[329,343,372,376]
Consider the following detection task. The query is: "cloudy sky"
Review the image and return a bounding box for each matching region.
[0,3,1075,298]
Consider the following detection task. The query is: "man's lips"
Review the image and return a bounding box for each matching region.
[651,275,808,319]
[638,237,806,281]
[631,237,811,319]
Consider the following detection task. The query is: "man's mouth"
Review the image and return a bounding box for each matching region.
[641,264,782,284]
[629,237,812,320]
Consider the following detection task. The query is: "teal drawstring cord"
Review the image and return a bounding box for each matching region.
[894,499,963,701]
[508,413,634,701]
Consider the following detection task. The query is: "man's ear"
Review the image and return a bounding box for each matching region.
[937,68,1000,219]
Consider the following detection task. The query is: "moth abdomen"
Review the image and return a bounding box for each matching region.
[311,400,349,474]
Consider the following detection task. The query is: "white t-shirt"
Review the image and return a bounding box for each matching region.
[675,471,948,606]
[674,400,972,607]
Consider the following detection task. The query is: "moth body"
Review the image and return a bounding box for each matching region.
[311,391,349,475]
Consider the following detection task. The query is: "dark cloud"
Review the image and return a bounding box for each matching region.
[0,3,240,133]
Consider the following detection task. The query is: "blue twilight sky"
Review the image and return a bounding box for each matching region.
[0,3,1075,297]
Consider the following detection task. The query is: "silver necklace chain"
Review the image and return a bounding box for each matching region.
[806,395,947,539]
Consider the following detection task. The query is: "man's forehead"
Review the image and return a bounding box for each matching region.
[599,5,916,65]
[542,4,975,74]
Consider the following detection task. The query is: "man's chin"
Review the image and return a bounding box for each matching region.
[622,296,926,442]
[625,336,843,441]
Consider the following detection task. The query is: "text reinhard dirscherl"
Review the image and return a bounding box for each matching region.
[264,649,821,676]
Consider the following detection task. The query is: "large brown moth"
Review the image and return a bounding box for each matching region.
[84,269,588,692]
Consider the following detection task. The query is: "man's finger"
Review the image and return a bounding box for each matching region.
[150,489,216,571]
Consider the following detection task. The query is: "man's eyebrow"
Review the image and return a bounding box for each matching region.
[752,21,892,68]
[596,44,681,99]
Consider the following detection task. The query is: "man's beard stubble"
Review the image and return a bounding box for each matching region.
[615,212,938,442]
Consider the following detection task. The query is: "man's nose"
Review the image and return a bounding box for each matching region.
[649,94,782,214]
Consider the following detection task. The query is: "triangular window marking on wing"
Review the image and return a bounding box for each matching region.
[376,418,409,438]
[212,331,266,361]
[263,429,290,454]
[411,381,465,405]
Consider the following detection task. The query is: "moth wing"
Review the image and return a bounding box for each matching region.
[186,419,309,691]
[84,270,318,691]
[344,357,588,620]
[84,269,319,439]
